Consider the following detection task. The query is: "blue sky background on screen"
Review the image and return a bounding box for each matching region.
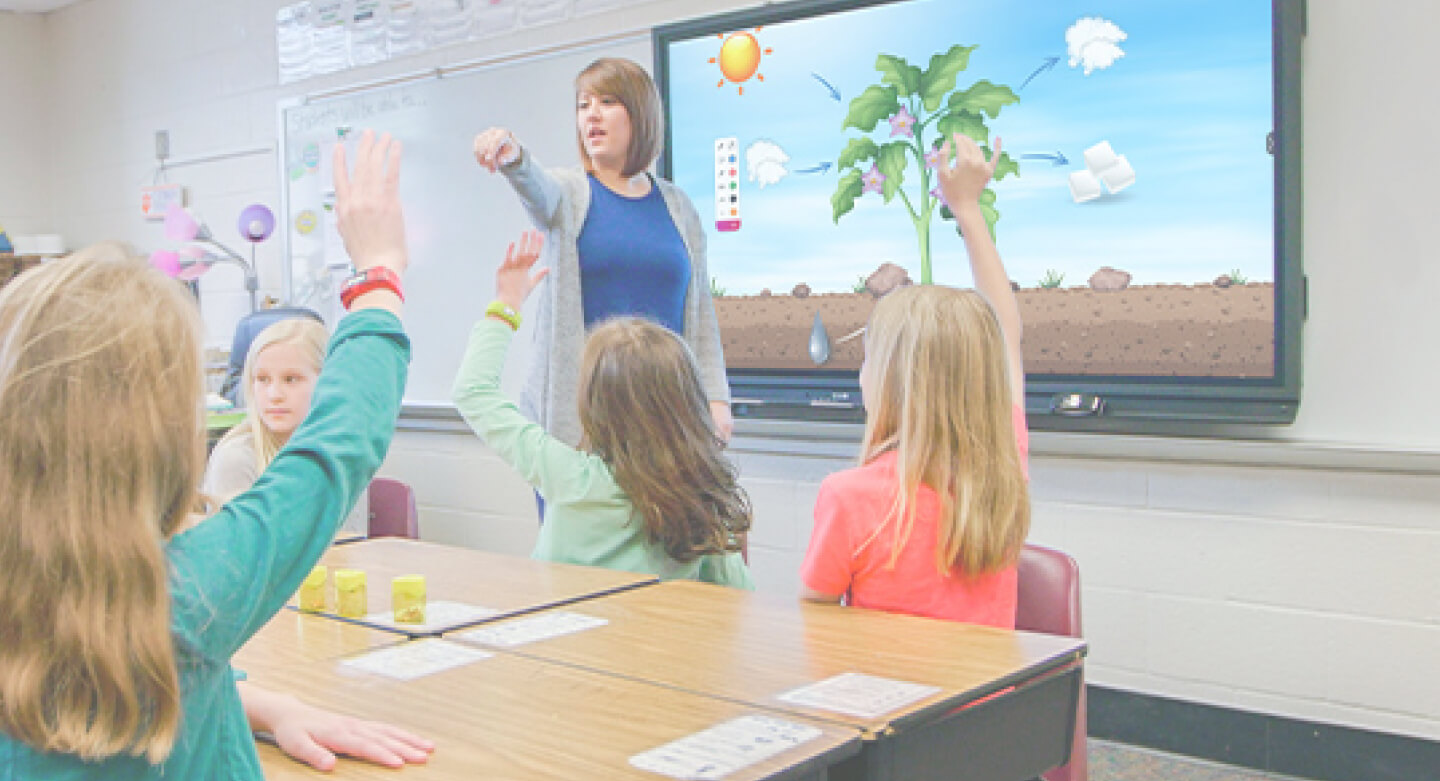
[665,0,1274,294]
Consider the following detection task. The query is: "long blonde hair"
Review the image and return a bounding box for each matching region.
[578,318,750,562]
[859,285,1030,577]
[0,243,203,763]
[216,317,327,473]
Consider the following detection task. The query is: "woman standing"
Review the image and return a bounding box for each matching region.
[473,57,732,450]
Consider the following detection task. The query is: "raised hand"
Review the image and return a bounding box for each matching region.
[494,230,548,313]
[333,130,408,275]
[473,127,521,173]
[936,133,1001,213]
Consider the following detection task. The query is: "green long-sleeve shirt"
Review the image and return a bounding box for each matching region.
[453,318,752,589]
[0,309,409,780]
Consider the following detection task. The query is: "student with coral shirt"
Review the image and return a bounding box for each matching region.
[800,134,1031,629]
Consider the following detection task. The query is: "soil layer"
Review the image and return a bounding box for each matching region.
[714,283,1274,377]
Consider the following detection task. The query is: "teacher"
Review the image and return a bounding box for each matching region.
[473,57,732,451]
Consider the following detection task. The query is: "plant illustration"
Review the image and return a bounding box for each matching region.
[832,45,1020,284]
[1228,268,1248,285]
[1038,270,1065,288]
[710,276,727,297]
[852,274,869,294]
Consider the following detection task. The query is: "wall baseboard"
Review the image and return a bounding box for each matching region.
[1088,685,1440,781]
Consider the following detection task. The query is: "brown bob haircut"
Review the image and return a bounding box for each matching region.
[575,57,665,178]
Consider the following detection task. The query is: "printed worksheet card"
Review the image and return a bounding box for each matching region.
[340,639,492,681]
[629,714,823,780]
[776,672,941,719]
[455,611,608,648]
[361,600,499,634]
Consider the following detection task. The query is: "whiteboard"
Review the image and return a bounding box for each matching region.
[279,35,651,406]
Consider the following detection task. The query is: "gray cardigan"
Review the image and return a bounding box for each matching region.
[501,148,730,447]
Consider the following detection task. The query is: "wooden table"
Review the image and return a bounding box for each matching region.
[447,580,1086,781]
[295,538,659,637]
[235,609,406,679]
[249,643,862,780]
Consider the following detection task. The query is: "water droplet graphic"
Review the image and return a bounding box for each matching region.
[809,311,832,365]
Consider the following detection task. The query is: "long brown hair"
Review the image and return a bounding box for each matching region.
[578,318,749,562]
[0,243,203,762]
[859,285,1030,576]
[215,316,327,474]
[574,57,664,178]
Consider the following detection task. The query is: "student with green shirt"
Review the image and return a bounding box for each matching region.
[0,130,417,779]
[452,231,753,588]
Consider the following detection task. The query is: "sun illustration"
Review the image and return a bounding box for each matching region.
[709,28,772,95]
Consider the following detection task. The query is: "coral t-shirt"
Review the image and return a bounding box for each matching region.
[800,405,1029,629]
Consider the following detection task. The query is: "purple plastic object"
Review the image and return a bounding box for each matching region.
[151,250,181,277]
[164,204,200,241]
[238,204,275,243]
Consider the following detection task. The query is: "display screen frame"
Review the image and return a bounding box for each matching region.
[654,0,1304,432]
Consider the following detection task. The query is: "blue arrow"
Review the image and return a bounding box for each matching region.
[796,162,833,175]
[1019,152,1069,166]
[811,72,841,102]
[1020,56,1061,90]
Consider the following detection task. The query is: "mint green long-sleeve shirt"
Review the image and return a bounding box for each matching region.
[0,309,409,780]
[453,318,752,589]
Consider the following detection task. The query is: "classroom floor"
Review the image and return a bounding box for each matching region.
[1090,739,1305,781]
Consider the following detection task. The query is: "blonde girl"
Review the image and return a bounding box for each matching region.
[799,133,1031,627]
[204,317,369,533]
[0,130,416,778]
[453,232,752,587]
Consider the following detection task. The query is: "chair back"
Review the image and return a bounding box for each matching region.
[1016,543,1087,781]
[220,307,325,406]
[368,477,419,539]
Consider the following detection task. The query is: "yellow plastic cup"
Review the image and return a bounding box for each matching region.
[299,565,327,612]
[392,575,426,624]
[334,569,367,618]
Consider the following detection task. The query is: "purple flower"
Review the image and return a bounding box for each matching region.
[930,184,949,209]
[862,164,885,195]
[888,106,916,138]
[924,147,945,169]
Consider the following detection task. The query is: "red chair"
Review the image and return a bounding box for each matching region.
[368,477,419,539]
[1017,543,1088,781]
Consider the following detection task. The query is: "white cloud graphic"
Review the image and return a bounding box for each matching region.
[1066,17,1128,76]
[746,139,790,188]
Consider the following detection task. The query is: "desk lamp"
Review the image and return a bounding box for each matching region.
[157,204,264,312]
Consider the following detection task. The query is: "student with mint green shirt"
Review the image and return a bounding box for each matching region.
[452,234,752,589]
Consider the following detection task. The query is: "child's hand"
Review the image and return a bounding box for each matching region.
[268,697,434,771]
[494,230,548,313]
[936,133,1001,215]
[473,127,520,172]
[334,130,409,276]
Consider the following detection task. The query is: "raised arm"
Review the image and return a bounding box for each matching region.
[936,133,1025,406]
[452,233,613,503]
[170,131,410,657]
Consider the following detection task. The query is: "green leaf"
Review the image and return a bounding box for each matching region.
[980,200,999,240]
[876,143,908,204]
[948,79,1020,119]
[876,54,923,98]
[842,84,900,132]
[991,150,1019,182]
[832,169,863,223]
[937,110,988,144]
[918,44,977,112]
[979,188,997,206]
[837,137,880,171]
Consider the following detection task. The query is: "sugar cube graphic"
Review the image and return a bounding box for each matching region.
[1083,141,1120,173]
[1074,140,1136,201]
[1069,170,1103,203]
[1099,154,1136,193]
